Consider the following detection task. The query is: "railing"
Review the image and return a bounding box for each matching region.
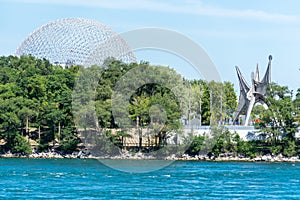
[184,125,256,131]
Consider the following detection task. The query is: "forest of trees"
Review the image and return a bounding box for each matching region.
[0,55,80,154]
[0,55,299,158]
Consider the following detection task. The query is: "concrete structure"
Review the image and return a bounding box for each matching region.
[179,126,300,142]
[181,126,262,141]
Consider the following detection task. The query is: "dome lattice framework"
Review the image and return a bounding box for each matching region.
[15,18,136,66]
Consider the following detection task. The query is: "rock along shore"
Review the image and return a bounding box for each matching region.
[1,151,300,163]
[174,153,300,162]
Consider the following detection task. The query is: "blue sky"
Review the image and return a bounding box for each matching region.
[0,0,299,94]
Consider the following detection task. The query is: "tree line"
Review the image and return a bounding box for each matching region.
[0,55,299,158]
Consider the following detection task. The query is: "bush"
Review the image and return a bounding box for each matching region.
[37,143,49,152]
[269,145,282,155]
[283,140,297,157]
[185,135,205,155]
[59,128,80,154]
[13,134,32,154]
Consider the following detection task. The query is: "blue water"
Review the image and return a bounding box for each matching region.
[0,158,299,199]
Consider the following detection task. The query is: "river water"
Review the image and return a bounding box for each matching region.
[0,158,299,199]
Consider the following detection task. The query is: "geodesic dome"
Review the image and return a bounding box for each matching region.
[15,18,136,67]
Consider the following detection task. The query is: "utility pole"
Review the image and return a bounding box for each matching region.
[188,84,191,128]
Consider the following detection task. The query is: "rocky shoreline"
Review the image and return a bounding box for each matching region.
[176,154,300,162]
[1,151,300,162]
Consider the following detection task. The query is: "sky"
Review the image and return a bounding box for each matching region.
[0,0,299,94]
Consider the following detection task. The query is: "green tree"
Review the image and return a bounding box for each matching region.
[260,83,298,145]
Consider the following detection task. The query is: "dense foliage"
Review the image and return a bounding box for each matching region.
[0,56,190,154]
[0,55,79,153]
[1,55,298,158]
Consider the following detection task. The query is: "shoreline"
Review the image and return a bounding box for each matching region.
[1,152,300,163]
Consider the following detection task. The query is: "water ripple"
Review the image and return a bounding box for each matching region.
[0,159,299,199]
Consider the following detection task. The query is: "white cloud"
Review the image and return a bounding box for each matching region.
[4,0,299,23]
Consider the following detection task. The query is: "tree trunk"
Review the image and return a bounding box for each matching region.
[137,116,142,152]
[38,126,41,144]
[139,129,142,152]
[121,136,124,150]
[58,121,61,143]
[53,124,56,147]
[26,116,29,142]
